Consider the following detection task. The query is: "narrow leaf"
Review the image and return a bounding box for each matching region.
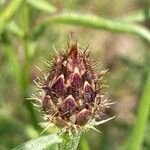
[13,134,62,150]
[0,0,25,33]
[27,0,56,13]
[123,71,150,150]
[7,21,25,37]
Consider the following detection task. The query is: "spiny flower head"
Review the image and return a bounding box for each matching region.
[34,33,114,133]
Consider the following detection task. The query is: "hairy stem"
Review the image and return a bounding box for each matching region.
[36,12,150,42]
[58,132,81,150]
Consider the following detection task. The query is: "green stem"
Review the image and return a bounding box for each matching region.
[36,12,150,42]
[58,132,81,150]
[123,70,150,150]
[0,0,25,33]
[21,4,40,131]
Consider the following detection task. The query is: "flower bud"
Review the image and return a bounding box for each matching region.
[35,34,112,132]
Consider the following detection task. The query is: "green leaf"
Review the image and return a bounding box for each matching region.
[123,71,150,150]
[7,21,25,37]
[13,134,62,150]
[0,0,25,33]
[27,0,56,13]
[4,45,22,87]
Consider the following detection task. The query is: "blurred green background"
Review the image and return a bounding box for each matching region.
[0,0,150,149]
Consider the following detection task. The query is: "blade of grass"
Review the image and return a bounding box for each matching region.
[7,21,25,37]
[27,0,56,13]
[118,8,150,23]
[20,3,41,131]
[0,0,25,33]
[3,44,22,87]
[35,12,150,42]
[123,70,150,150]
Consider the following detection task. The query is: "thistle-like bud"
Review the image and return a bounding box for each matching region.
[35,33,114,132]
